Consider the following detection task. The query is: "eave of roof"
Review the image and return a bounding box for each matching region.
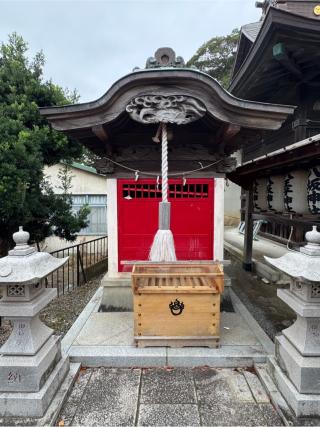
[228,133,320,188]
[231,21,262,77]
[70,162,98,175]
[61,161,105,177]
[40,67,295,135]
[229,7,320,96]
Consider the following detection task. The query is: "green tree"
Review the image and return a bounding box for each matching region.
[0,33,89,255]
[187,28,240,88]
[41,164,90,244]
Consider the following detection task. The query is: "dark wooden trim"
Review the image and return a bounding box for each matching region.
[243,187,254,271]
[273,42,302,79]
[228,141,320,187]
[94,170,225,179]
[258,231,290,246]
[252,212,320,227]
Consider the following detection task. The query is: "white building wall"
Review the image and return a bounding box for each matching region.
[44,164,107,195]
[43,164,108,252]
[224,180,241,226]
[224,151,241,226]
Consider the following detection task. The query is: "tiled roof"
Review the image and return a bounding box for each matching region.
[242,21,262,42]
[61,161,104,176]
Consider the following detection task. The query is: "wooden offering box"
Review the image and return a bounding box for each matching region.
[132,263,224,348]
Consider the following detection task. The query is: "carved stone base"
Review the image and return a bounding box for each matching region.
[276,335,320,394]
[0,288,56,356]
[282,316,320,356]
[0,354,70,418]
[268,355,320,417]
[278,289,320,356]
[1,315,53,356]
[0,336,61,393]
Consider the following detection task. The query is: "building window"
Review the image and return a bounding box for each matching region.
[72,195,107,235]
[122,183,209,199]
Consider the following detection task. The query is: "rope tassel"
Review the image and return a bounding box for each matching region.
[149,123,177,262]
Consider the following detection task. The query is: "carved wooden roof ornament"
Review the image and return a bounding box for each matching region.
[145,47,185,69]
[126,95,206,125]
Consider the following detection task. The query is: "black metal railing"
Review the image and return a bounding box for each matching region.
[46,235,108,296]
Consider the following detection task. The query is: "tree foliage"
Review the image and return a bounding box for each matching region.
[0,33,89,255]
[187,28,240,88]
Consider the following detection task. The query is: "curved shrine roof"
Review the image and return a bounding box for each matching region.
[40,48,295,158]
[230,7,320,101]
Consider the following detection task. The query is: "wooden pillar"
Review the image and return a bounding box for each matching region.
[243,186,254,271]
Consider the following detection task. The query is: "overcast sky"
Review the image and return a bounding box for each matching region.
[0,0,260,102]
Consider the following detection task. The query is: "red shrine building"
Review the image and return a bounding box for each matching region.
[41,48,293,299]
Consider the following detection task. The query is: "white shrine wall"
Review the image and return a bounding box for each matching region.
[214,177,225,261]
[106,178,121,278]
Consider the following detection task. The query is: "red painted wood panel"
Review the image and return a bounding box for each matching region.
[117,179,214,271]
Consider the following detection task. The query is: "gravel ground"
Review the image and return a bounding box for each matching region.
[39,274,102,336]
[0,320,12,347]
[0,273,103,347]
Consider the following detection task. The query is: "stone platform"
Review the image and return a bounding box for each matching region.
[62,286,273,368]
[57,366,283,427]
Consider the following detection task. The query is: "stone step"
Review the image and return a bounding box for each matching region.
[68,344,267,368]
[101,276,132,311]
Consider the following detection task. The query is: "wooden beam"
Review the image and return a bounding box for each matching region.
[92,125,113,156]
[230,141,320,186]
[243,187,254,271]
[252,212,320,227]
[214,123,241,155]
[92,125,109,142]
[223,124,241,141]
[273,43,302,80]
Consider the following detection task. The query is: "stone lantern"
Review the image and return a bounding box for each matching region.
[0,227,69,418]
[265,225,320,417]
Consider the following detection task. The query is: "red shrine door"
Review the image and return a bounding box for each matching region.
[117,179,214,271]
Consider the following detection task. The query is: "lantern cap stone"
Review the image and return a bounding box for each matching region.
[13,225,29,245]
[300,225,320,256]
[0,227,68,285]
[9,225,36,256]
